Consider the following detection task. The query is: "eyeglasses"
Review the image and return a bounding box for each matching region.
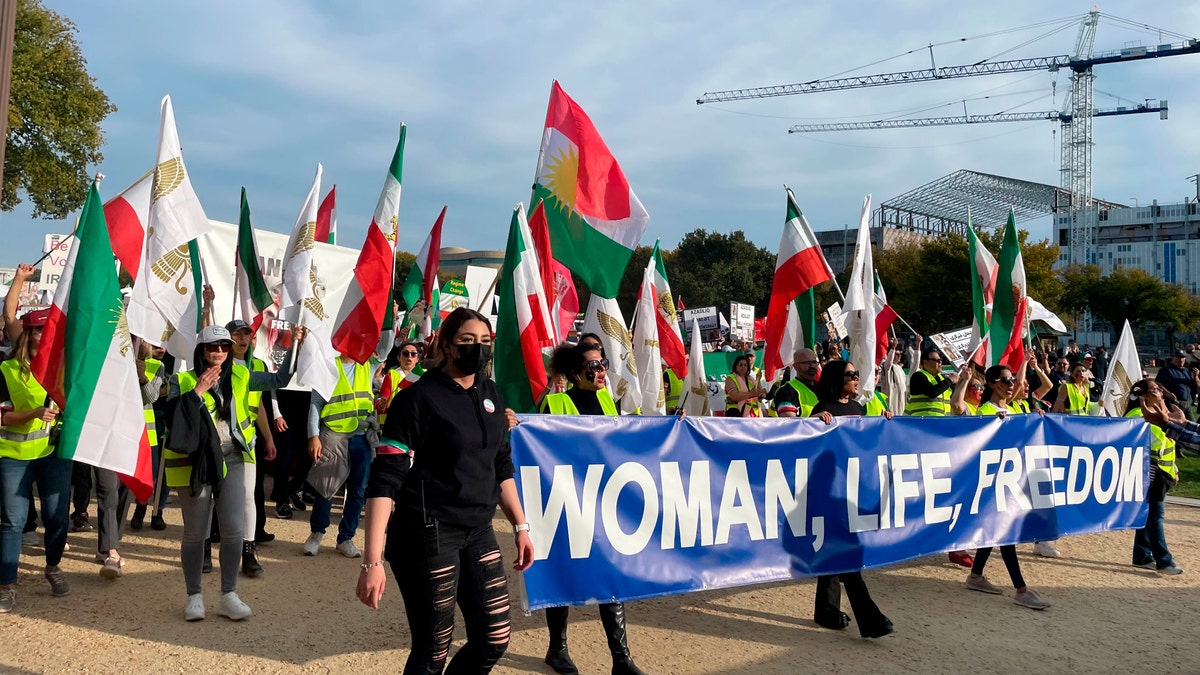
[844,371,861,379]
[585,358,609,372]
[204,343,231,352]
[400,350,419,358]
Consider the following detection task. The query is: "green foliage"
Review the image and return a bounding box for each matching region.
[613,245,655,318]
[1173,453,1200,500]
[393,250,416,308]
[1059,264,1200,340]
[5,0,114,217]
[664,229,776,320]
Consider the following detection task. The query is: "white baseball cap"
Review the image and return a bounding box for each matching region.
[197,325,233,345]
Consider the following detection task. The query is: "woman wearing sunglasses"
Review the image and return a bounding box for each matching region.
[538,342,647,675]
[810,360,895,639]
[165,323,303,622]
[375,341,425,426]
[963,364,1051,610]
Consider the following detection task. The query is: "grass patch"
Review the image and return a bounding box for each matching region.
[1173,453,1200,499]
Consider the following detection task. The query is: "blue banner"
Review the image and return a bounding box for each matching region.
[511,414,1150,611]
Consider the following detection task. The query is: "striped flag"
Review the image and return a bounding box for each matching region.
[31,182,153,501]
[400,207,445,321]
[315,186,337,245]
[234,188,273,326]
[332,126,406,363]
[101,171,153,281]
[495,205,556,412]
[989,210,1028,370]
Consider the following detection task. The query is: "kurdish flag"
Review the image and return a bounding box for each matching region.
[234,188,273,326]
[762,188,834,381]
[988,210,1028,370]
[333,126,406,363]
[31,182,153,501]
[400,206,445,314]
[532,81,649,298]
[495,204,556,413]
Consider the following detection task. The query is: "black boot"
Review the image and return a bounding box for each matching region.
[202,541,213,574]
[150,510,166,531]
[544,606,579,674]
[129,505,146,531]
[599,602,647,675]
[241,541,263,578]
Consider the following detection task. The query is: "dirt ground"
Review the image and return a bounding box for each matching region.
[2,498,1198,675]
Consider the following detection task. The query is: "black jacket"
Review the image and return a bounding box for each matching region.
[368,368,513,528]
[164,390,225,498]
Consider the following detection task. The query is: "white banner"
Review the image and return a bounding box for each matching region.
[196,220,359,385]
[730,302,755,341]
[928,326,974,368]
[40,233,72,294]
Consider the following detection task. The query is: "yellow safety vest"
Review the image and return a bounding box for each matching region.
[143,359,162,449]
[245,357,267,435]
[964,401,979,415]
[724,374,762,417]
[1127,407,1177,481]
[541,389,618,416]
[904,369,951,416]
[0,360,53,461]
[977,400,1021,416]
[1062,383,1090,415]
[776,379,819,417]
[865,391,888,417]
[163,366,254,488]
[664,369,683,411]
[322,359,374,433]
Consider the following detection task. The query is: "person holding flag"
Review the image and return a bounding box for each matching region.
[165,321,304,622]
[0,309,71,611]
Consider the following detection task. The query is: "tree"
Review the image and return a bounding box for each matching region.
[668,229,775,319]
[4,0,115,217]
[1060,265,1200,344]
[393,250,416,308]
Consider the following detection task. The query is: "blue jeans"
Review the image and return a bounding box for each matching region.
[0,454,72,585]
[310,434,371,544]
[1133,479,1173,568]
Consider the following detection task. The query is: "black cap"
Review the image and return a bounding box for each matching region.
[225,319,252,334]
[1175,350,1188,358]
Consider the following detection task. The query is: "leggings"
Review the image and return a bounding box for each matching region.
[94,468,131,553]
[388,517,511,675]
[971,545,1025,589]
[178,459,246,596]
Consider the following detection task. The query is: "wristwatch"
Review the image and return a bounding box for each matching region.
[513,523,530,534]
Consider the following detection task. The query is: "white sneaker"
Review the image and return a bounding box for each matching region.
[184,593,205,621]
[218,591,252,621]
[336,540,362,558]
[303,532,323,556]
[1033,541,1061,558]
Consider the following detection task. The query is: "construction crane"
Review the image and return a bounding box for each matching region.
[786,101,1167,132]
[696,11,1200,265]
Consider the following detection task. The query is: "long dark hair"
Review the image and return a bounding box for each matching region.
[430,308,493,370]
[549,342,602,385]
[729,354,752,382]
[1127,379,1152,410]
[191,340,234,421]
[980,364,1011,405]
[814,359,853,404]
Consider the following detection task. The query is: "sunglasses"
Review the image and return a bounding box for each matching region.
[585,358,610,372]
[844,371,861,379]
[400,350,420,357]
[993,376,1017,384]
[204,343,232,352]
[969,384,986,391]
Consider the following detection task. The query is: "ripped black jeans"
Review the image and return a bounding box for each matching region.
[388,517,512,675]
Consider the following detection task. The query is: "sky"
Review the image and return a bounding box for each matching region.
[4,1,1199,269]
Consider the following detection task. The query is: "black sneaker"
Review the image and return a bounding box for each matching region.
[254,531,275,544]
[289,493,307,513]
[129,505,146,531]
[150,513,167,531]
[70,514,93,533]
[275,503,293,520]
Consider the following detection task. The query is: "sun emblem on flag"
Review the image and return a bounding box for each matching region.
[387,216,398,244]
[113,307,132,357]
[657,291,676,322]
[542,145,580,212]
[291,221,317,258]
[152,157,185,202]
[151,244,192,295]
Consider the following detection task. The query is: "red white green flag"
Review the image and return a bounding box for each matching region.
[763,188,834,381]
[234,188,273,327]
[967,214,998,361]
[315,186,337,245]
[651,241,687,378]
[400,206,445,319]
[332,126,405,363]
[495,205,556,412]
[31,182,154,501]
[101,170,152,281]
[988,210,1028,370]
[528,199,579,343]
[532,81,649,298]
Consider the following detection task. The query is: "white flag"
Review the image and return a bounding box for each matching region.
[582,295,641,414]
[842,195,877,401]
[279,165,338,400]
[126,95,212,359]
[633,259,664,415]
[682,318,710,417]
[1100,320,1141,417]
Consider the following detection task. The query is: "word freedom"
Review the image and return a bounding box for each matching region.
[521,443,1145,560]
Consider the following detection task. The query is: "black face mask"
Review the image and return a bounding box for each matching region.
[452,343,492,376]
